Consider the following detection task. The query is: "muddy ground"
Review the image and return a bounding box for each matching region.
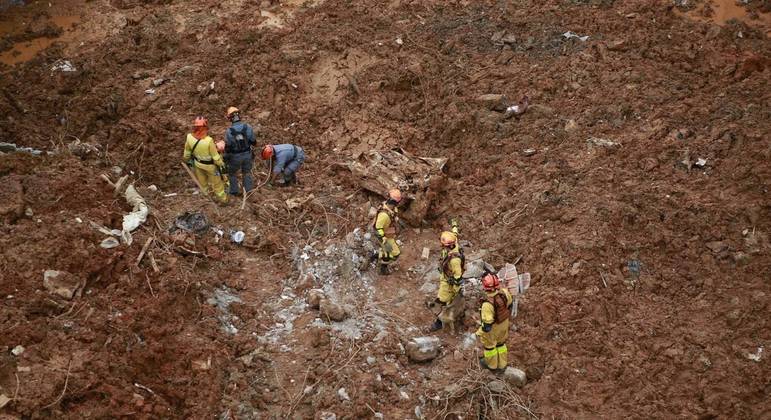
[1,0,769,418]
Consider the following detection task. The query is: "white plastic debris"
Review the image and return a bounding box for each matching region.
[100,237,120,249]
[337,387,350,401]
[11,345,24,356]
[747,346,763,362]
[144,88,156,95]
[51,59,76,72]
[563,31,589,42]
[396,37,404,45]
[231,231,245,244]
[694,158,707,168]
[121,184,149,245]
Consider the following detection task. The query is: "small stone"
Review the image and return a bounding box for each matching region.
[607,40,627,51]
[406,336,441,362]
[337,387,350,401]
[522,148,536,157]
[111,166,123,176]
[503,367,527,387]
[488,380,506,393]
[705,241,728,254]
[586,137,620,148]
[306,289,325,309]
[374,413,384,420]
[295,273,315,292]
[495,49,515,65]
[501,33,516,45]
[43,270,82,300]
[475,94,507,112]
[564,119,579,132]
[11,345,24,356]
[147,185,158,192]
[319,298,348,322]
[399,390,410,400]
[366,356,377,365]
[152,78,166,87]
[421,247,430,259]
[319,412,337,420]
[732,251,749,265]
[0,394,10,409]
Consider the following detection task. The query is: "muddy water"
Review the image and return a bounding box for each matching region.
[0,13,81,65]
[680,0,771,31]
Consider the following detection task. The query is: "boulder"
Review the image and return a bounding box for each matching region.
[503,367,527,387]
[43,270,82,300]
[319,298,348,321]
[306,289,325,309]
[406,336,441,362]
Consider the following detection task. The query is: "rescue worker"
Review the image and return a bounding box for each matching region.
[429,218,463,331]
[183,116,228,204]
[477,272,513,371]
[223,106,256,196]
[260,143,305,187]
[372,189,402,275]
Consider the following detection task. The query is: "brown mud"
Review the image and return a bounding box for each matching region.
[0,0,769,418]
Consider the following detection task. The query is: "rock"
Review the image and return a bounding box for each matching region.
[306,289,325,309]
[705,241,728,254]
[586,137,620,148]
[11,345,24,356]
[522,148,536,157]
[295,273,315,292]
[421,247,430,259]
[732,251,749,265]
[488,380,506,393]
[0,394,10,409]
[43,270,82,300]
[319,298,348,321]
[564,119,579,132]
[607,40,627,51]
[491,30,505,43]
[337,387,350,401]
[131,71,150,80]
[495,49,515,65]
[501,33,517,45]
[152,78,166,87]
[24,207,33,217]
[503,367,527,387]
[406,336,441,362]
[319,412,337,420]
[147,185,158,192]
[475,94,508,112]
[367,356,376,365]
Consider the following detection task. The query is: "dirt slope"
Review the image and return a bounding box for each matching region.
[1,0,769,418]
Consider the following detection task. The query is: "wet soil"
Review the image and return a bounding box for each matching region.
[0,0,769,418]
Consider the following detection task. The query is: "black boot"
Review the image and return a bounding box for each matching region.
[429,319,443,332]
[379,264,389,275]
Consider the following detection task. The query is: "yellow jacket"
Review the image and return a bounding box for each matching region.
[481,288,513,325]
[374,203,398,239]
[183,134,223,171]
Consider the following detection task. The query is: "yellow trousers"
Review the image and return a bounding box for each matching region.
[437,279,461,305]
[378,237,400,264]
[194,165,228,204]
[477,319,509,370]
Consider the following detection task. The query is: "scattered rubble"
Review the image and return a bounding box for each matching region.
[43,270,82,300]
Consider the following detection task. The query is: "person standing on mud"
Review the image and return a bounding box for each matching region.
[260,143,305,187]
[223,106,257,197]
[429,219,464,331]
[371,189,403,275]
[476,272,513,371]
[183,116,228,204]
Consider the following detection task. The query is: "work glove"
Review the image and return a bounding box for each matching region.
[449,217,459,234]
[482,323,492,333]
[185,159,194,168]
[382,239,393,255]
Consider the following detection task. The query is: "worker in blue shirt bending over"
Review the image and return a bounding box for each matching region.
[260,143,305,187]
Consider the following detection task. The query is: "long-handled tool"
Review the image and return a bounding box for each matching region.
[180,162,205,192]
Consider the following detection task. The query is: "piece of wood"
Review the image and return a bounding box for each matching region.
[148,252,160,273]
[135,237,153,266]
[180,162,205,192]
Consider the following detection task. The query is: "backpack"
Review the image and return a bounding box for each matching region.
[227,125,250,154]
[482,292,511,324]
[441,247,466,277]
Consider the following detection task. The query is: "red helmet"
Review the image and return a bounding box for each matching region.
[388,188,402,203]
[193,116,208,128]
[481,272,500,291]
[261,144,274,160]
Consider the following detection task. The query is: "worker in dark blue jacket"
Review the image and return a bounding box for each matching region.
[260,143,305,187]
[223,106,256,196]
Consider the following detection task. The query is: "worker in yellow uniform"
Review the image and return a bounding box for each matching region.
[477,272,513,371]
[182,116,228,204]
[429,218,463,331]
[372,188,402,275]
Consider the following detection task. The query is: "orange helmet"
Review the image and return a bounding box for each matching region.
[261,144,274,160]
[215,140,225,153]
[193,116,208,127]
[440,231,457,247]
[226,106,240,120]
[482,272,500,291]
[388,188,402,203]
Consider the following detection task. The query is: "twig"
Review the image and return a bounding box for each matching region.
[144,273,156,298]
[599,272,608,288]
[136,237,154,266]
[42,359,72,409]
[148,252,160,273]
[13,373,20,400]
